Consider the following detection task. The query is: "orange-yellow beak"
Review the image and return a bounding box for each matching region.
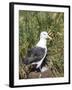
[48,35,52,40]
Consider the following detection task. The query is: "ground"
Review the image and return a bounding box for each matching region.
[19,64,63,79]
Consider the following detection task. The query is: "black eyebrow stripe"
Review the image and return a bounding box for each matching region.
[43,33,46,35]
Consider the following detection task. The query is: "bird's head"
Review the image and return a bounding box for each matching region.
[40,31,52,40]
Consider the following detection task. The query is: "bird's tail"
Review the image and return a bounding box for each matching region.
[23,58,29,65]
[23,58,33,65]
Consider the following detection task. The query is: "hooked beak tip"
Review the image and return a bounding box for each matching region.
[48,35,52,40]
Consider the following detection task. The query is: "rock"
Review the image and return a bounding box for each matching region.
[28,68,54,79]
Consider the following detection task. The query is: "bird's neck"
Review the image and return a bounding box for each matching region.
[36,38,47,48]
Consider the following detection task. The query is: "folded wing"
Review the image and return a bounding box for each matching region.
[23,47,45,65]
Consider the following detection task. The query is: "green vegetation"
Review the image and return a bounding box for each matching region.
[19,10,64,78]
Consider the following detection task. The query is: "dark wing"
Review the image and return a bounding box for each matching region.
[23,47,45,65]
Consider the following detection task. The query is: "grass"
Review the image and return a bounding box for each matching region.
[19,10,64,79]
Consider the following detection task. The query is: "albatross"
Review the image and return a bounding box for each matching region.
[24,31,52,72]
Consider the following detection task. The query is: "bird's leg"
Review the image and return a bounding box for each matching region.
[38,66,42,78]
[39,66,42,72]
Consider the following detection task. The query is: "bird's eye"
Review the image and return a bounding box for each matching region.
[43,33,46,35]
